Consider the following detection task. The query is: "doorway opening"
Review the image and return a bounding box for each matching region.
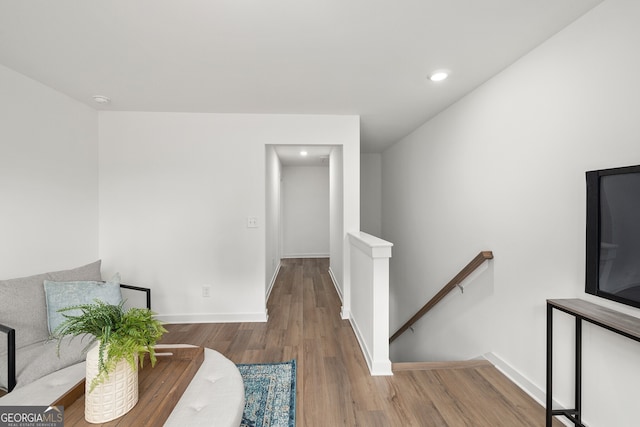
[265,145,341,301]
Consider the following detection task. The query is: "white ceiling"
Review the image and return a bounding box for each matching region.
[0,0,602,153]
[274,145,334,166]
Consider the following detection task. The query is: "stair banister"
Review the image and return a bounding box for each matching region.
[389,251,493,343]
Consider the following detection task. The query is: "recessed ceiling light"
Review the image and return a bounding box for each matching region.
[300,151,308,156]
[429,70,449,82]
[92,95,111,104]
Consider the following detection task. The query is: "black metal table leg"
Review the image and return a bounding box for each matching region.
[575,317,582,425]
[546,303,553,427]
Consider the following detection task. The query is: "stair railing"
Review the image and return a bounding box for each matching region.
[389,251,493,343]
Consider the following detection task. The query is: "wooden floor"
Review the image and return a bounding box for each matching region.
[160,258,560,426]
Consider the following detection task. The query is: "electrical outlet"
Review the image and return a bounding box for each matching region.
[247,217,258,228]
[202,285,211,298]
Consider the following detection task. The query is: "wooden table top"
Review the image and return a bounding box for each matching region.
[53,345,204,427]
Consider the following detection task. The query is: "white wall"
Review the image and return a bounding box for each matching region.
[98,112,359,323]
[0,64,99,279]
[383,1,640,425]
[361,153,382,237]
[329,146,345,302]
[265,145,282,297]
[282,166,329,258]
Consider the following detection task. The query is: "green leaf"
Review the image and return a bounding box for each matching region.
[51,299,167,392]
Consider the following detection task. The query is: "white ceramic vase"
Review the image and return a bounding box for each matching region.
[84,343,139,423]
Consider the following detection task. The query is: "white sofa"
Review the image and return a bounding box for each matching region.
[0,263,244,426]
[0,260,150,393]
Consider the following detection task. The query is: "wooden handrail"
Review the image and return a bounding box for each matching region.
[389,251,493,343]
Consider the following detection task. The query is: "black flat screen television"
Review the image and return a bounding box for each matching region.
[586,164,640,309]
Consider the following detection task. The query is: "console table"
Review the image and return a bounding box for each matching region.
[546,298,640,427]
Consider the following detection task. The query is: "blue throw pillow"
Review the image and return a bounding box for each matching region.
[44,273,122,334]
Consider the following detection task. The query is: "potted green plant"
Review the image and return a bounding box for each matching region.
[52,300,166,422]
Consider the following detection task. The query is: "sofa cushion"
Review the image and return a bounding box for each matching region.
[0,260,102,389]
[44,273,122,334]
[0,360,86,406]
[0,260,102,348]
[0,336,89,391]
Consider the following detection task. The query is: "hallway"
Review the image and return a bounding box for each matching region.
[161,258,558,426]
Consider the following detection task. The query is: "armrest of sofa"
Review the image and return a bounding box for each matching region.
[120,283,152,310]
[0,322,16,393]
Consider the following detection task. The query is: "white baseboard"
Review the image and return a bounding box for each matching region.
[328,267,343,302]
[156,311,268,324]
[328,267,349,319]
[349,316,372,371]
[483,352,572,427]
[483,352,546,403]
[266,260,282,301]
[348,316,393,376]
[282,253,330,259]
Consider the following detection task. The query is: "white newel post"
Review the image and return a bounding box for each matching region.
[348,231,393,376]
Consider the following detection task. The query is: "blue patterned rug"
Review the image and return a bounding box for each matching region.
[237,360,296,427]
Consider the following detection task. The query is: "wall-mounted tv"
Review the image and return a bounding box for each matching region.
[586,164,640,309]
